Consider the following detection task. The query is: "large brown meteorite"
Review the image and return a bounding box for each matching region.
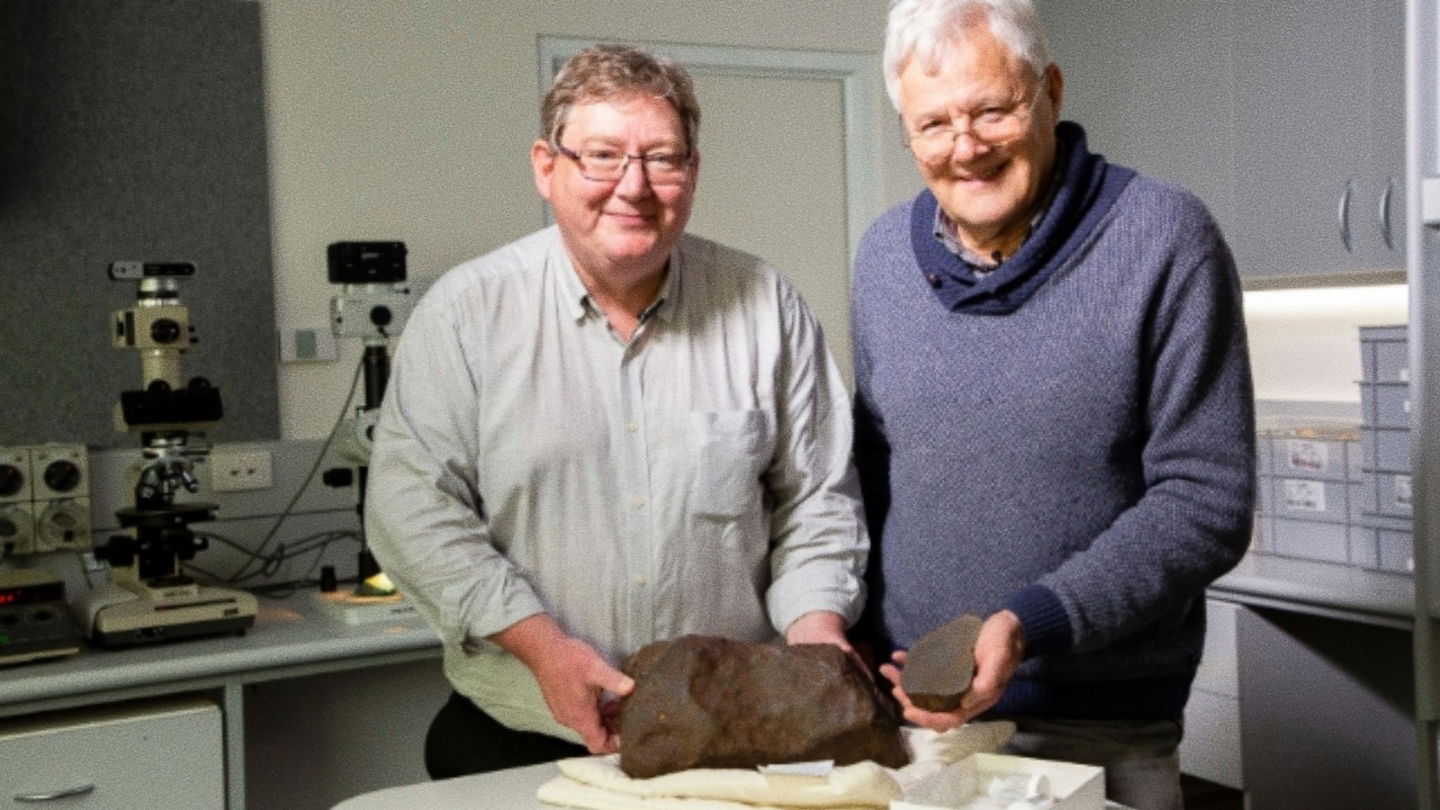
[617,635,908,778]
[900,614,983,712]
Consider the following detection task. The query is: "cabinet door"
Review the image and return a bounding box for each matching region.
[1363,0,1406,270]
[0,697,224,810]
[1232,1,1397,279]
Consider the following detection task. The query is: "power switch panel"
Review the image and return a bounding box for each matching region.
[31,445,88,501]
[0,445,90,555]
[0,448,30,505]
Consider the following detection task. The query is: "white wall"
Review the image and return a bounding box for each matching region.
[1243,285,1409,404]
[259,0,921,440]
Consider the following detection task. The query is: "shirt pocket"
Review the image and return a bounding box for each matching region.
[687,409,772,523]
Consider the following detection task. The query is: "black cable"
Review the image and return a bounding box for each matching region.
[195,527,361,585]
[226,355,365,584]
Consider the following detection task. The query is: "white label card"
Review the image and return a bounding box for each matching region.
[1282,479,1326,512]
[1286,440,1328,473]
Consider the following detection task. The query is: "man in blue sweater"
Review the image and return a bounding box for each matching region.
[853,2,1255,808]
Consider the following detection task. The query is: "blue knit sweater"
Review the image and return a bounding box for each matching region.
[852,125,1255,720]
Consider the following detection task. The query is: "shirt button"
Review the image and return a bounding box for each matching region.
[632,497,644,509]
[926,273,942,288]
[626,421,639,433]
[634,574,647,586]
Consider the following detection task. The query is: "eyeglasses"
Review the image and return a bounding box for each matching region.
[904,84,1046,164]
[552,142,694,186]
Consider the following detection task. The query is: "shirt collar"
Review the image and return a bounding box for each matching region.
[551,230,682,326]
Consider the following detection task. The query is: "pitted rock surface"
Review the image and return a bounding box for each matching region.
[617,635,907,778]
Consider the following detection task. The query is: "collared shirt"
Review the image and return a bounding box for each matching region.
[365,226,867,742]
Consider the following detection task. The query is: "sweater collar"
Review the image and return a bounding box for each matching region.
[909,121,1135,315]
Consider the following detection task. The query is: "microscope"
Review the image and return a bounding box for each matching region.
[73,261,258,647]
[324,241,411,606]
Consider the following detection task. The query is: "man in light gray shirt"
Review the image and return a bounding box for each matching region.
[365,44,867,778]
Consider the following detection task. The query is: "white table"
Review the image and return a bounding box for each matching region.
[333,763,559,809]
[332,762,1134,810]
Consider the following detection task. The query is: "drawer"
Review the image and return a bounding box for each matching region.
[1349,524,1381,569]
[1361,382,1411,429]
[0,696,223,809]
[1378,529,1414,574]
[1269,516,1350,564]
[1372,339,1409,384]
[1363,427,1411,473]
[1375,472,1413,518]
[1194,599,1239,698]
[1269,436,1358,482]
[1350,518,1414,574]
[1359,325,1408,384]
[1270,477,1348,522]
[1352,473,1376,520]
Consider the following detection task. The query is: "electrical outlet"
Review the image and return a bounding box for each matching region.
[211,451,274,492]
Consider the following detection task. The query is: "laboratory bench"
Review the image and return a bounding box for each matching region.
[1196,554,1417,809]
[0,591,449,810]
[2,554,1415,810]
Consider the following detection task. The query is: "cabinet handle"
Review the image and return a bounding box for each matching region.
[1339,180,1355,252]
[14,784,96,802]
[1378,176,1396,250]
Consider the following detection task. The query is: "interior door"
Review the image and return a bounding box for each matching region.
[684,71,854,387]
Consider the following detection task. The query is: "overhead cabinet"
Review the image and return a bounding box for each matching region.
[1039,0,1405,280]
[1231,0,1405,279]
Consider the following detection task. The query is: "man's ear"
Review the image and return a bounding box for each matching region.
[1044,63,1064,117]
[531,139,556,201]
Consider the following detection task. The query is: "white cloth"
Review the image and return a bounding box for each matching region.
[536,723,1017,810]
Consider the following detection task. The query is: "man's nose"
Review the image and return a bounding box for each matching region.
[613,157,654,197]
[948,130,990,164]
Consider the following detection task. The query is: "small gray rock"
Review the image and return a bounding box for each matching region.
[901,614,983,712]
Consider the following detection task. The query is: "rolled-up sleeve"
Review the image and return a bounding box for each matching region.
[762,281,869,633]
[364,294,545,650]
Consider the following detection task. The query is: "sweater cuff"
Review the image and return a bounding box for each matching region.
[1003,585,1073,659]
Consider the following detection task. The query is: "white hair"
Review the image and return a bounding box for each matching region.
[883,0,1053,111]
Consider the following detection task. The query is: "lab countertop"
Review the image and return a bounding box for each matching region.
[1212,551,1414,629]
[0,590,441,715]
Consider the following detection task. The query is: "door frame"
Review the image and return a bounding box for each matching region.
[537,36,883,268]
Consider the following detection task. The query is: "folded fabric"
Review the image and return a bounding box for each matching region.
[537,722,1017,810]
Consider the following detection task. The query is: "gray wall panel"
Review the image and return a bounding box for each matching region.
[0,0,277,447]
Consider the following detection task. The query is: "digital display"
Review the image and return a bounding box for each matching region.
[0,583,64,606]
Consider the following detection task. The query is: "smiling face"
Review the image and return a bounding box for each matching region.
[532,94,697,298]
[896,23,1062,256]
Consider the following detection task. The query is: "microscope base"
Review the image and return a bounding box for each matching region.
[73,581,258,648]
[311,590,415,625]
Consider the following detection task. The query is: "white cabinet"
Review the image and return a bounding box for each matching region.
[0,696,224,810]
[1179,598,1242,789]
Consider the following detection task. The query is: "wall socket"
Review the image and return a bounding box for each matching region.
[278,326,338,363]
[210,450,274,492]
